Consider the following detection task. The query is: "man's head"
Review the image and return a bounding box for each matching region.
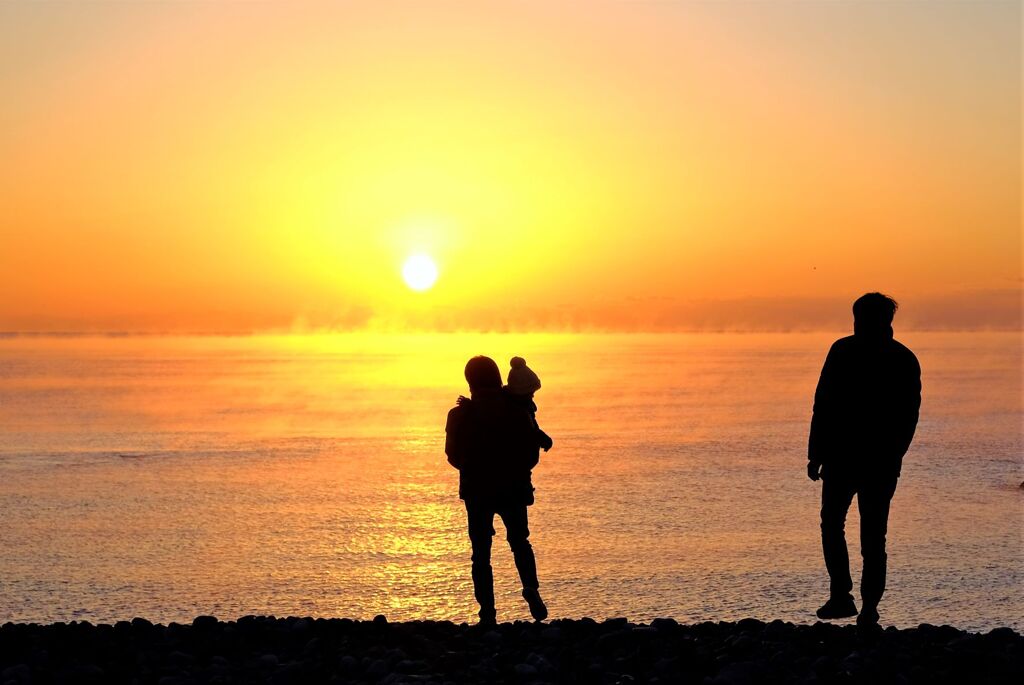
[464,355,502,393]
[853,292,898,335]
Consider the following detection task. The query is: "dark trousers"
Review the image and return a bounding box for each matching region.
[820,471,899,611]
[465,500,539,620]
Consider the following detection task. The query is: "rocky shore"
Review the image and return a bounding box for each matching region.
[0,616,1020,684]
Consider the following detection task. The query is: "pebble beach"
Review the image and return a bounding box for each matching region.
[1,616,1020,684]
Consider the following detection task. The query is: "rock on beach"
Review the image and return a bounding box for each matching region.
[0,616,1019,684]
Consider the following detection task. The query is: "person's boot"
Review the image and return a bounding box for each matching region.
[816,594,858,620]
[477,607,497,627]
[522,588,548,621]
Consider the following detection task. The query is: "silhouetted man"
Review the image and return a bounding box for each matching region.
[445,356,548,625]
[808,293,921,628]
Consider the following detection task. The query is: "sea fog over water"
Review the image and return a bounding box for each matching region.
[0,332,1020,631]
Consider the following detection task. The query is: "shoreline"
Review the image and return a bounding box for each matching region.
[1,616,1020,684]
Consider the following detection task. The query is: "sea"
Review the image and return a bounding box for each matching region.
[0,331,1020,632]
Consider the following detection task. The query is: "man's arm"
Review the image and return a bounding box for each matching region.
[445,406,467,469]
[807,343,840,480]
[893,352,922,458]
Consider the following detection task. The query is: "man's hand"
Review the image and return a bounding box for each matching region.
[456,395,470,406]
[807,461,822,481]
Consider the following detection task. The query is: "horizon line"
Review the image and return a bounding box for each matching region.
[2,325,1022,339]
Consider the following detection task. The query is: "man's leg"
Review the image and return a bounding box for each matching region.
[497,503,547,620]
[857,474,899,624]
[465,501,497,623]
[496,504,539,590]
[818,473,858,618]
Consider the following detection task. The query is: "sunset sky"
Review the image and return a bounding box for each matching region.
[1,1,1019,332]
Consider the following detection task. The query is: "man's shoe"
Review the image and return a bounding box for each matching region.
[522,588,548,621]
[476,608,497,627]
[856,606,880,627]
[816,594,858,620]
[857,608,882,639]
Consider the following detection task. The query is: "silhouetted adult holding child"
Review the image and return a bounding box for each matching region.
[808,293,921,629]
[445,356,549,625]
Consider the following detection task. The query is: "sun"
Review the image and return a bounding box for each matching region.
[401,254,438,291]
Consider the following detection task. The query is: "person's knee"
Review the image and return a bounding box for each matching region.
[820,514,846,535]
[861,537,887,563]
[467,520,495,539]
[469,537,492,562]
[468,520,495,544]
[507,534,533,555]
[502,516,531,546]
[860,516,888,545]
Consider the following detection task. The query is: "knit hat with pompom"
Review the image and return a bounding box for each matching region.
[507,356,541,396]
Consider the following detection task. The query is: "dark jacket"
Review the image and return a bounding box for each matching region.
[445,389,540,504]
[809,330,921,476]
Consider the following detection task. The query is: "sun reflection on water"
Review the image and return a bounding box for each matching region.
[0,332,1020,630]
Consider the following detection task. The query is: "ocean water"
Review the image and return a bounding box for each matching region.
[0,332,1020,632]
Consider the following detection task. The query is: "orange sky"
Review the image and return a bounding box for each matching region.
[1,1,1020,332]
